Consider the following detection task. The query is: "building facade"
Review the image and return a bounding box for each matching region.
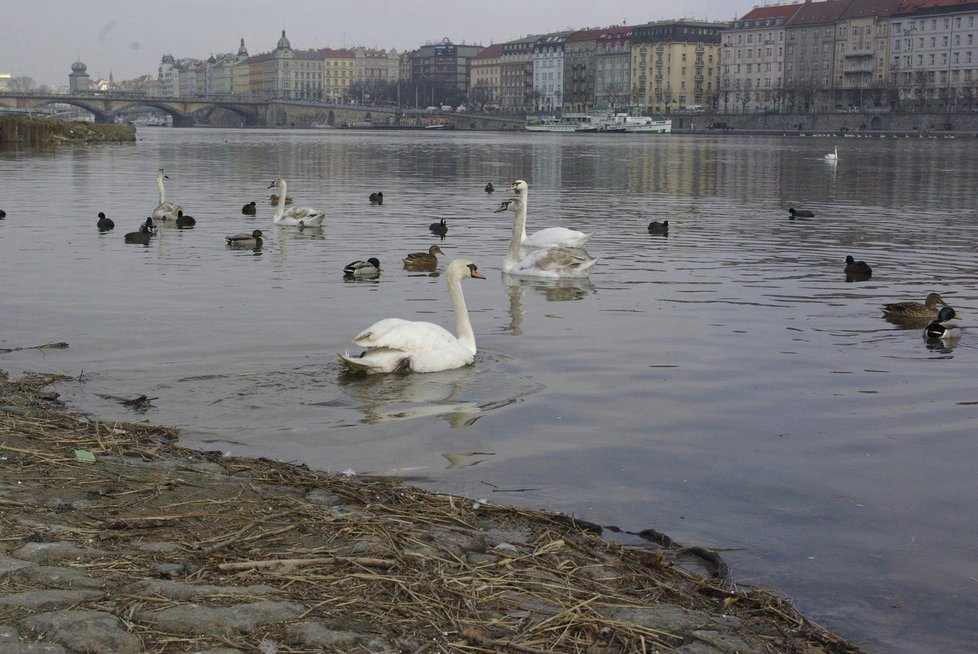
[834,0,904,110]
[532,31,573,112]
[499,35,536,112]
[321,48,355,102]
[721,4,802,114]
[594,26,633,110]
[408,39,485,106]
[784,0,851,113]
[563,28,605,113]
[632,20,725,113]
[469,43,504,109]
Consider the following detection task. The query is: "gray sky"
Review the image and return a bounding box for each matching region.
[4,0,760,86]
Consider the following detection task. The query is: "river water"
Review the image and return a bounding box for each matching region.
[1,128,976,653]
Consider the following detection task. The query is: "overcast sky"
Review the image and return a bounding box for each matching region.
[4,0,761,86]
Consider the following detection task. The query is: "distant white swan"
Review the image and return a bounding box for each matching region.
[267,178,325,227]
[824,145,839,162]
[338,258,485,374]
[506,179,593,249]
[498,196,597,279]
[152,168,183,221]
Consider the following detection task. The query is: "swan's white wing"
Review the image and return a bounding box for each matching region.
[153,202,182,221]
[509,247,597,279]
[523,227,593,249]
[346,318,474,373]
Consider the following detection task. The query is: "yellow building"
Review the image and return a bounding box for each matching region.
[322,48,355,102]
[631,20,725,113]
[470,43,504,108]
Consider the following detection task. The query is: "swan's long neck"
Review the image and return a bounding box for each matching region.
[447,271,476,354]
[274,180,287,219]
[516,186,528,241]
[505,197,527,271]
[156,174,166,204]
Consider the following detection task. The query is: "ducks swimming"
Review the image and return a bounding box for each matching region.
[175,210,196,228]
[647,220,669,235]
[844,255,872,278]
[924,306,961,340]
[369,192,384,205]
[226,229,263,248]
[882,293,946,323]
[429,218,448,235]
[241,201,257,215]
[267,178,326,227]
[97,212,115,232]
[338,259,485,374]
[403,245,445,271]
[344,257,381,278]
[788,207,814,219]
[152,168,183,221]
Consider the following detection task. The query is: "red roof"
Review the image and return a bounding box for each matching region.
[472,43,505,60]
[896,0,978,10]
[320,48,354,59]
[738,3,804,21]
[567,27,608,42]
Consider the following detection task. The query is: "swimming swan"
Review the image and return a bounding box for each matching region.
[152,168,183,221]
[267,178,325,227]
[497,196,597,279]
[338,258,485,374]
[824,146,839,162]
[507,179,592,249]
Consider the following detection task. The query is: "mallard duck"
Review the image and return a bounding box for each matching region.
[268,194,293,205]
[338,259,485,374]
[226,229,263,248]
[97,212,115,232]
[369,192,384,204]
[882,293,946,322]
[647,220,669,235]
[844,255,872,276]
[924,307,961,340]
[485,182,494,193]
[403,245,445,270]
[152,168,183,221]
[344,257,381,278]
[242,201,257,215]
[788,207,814,218]
[429,218,448,235]
[175,210,196,228]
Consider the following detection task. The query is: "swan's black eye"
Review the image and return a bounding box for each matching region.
[467,264,478,273]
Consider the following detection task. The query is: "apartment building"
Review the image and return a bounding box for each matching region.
[633,20,724,113]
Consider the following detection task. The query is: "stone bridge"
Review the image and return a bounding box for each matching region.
[0,92,525,130]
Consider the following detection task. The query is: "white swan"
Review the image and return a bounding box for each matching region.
[267,178,326,227]
[824,145,839,162]
[152,168,183,221]
[338,259,485,374]
[499,196,597,279]
[507,179,592,249]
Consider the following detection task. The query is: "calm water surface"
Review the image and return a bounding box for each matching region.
[2,128,977,653]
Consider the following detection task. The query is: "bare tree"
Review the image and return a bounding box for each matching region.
[8,76,37,92]
[468,80,496,112]
[912,71,930,111]
[795,78,817,113]
[600,81,627,111]
[738,81,753,113]
[717,77,732,114]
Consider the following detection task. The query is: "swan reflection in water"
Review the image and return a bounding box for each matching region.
[501,272,596,336]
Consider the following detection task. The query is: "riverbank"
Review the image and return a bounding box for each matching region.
[0,116,135,145]
[0,369,862,654]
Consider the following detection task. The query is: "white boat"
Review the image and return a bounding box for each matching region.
[525,112,671,134]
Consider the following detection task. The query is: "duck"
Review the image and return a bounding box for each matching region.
[124,220,156,244]
[97,212,115,232]
[338,258,485,374]
[344,257,381,278]
[226,229,264,248]
[844,255,872,276]
[647,220,669,235]
[824,145,839,162]
[268,194,293,205]
[429,218,448,235]
[369,192,384,204]
[175,210,196,228]
[499,195,597,279]
[241,201,257,215]
[882,292,946,323]
[507,180,593,249]
[924,307,962,340]
[788,207,815,218]
[267,178,325,227]
[152,168,183,221]
[403,245,445,271]
[0,209,6,218]
[485,182,494,193]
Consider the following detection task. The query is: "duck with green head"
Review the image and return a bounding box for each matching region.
[226,229,263,248]
[924,306,962,340]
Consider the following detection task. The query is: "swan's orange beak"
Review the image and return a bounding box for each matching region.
[471,270,485,279]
